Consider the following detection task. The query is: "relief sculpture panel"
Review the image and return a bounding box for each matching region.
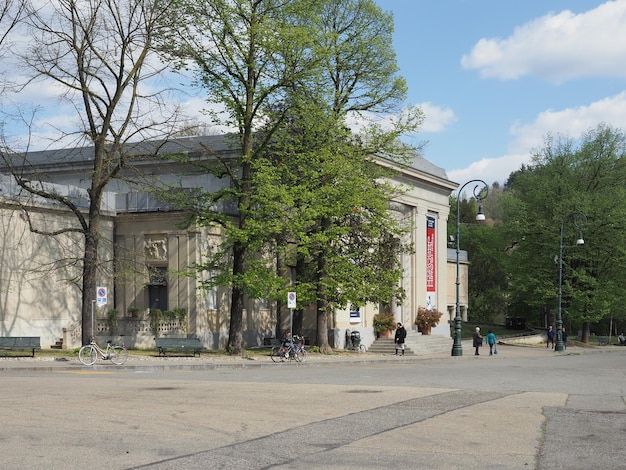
[144,236,168,260]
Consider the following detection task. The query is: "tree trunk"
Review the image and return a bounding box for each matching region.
[581,321,590,343]
[315,251,332,354]
[81,194,102,345]
[227,240,245,355]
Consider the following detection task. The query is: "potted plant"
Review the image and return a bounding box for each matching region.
[414,306,443,335]
[373,312,396,338]
[172,307,187,322]
[126,306,140,318]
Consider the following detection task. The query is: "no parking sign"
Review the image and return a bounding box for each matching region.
[287,291,296,309]
[97,286,107,306]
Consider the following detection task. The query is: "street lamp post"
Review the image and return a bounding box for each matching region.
[451,179,488,357]
[556,211,587,352]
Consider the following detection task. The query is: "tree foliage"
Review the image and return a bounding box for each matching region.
[502,124,626,339]
[160,0,420,353]
[158,0,320,354]
[256,99,416,352]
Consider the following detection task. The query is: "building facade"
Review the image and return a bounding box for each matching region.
[0,136,462,350]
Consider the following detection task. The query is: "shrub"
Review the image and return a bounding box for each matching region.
[172,307,187,321]
[373,312,396,333]
[106,308,118,333]
[126,306,140,318]
[414,306,443,330]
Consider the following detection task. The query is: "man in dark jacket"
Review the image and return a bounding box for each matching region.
[547,325,555,349]
[395,322,407,356]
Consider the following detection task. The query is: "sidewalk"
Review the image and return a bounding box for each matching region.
[1,340,623,470]
[0,339,606,372]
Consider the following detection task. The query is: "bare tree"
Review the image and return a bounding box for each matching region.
[0,0,25,55]
[2,0,183,344]
[0,0,26,100]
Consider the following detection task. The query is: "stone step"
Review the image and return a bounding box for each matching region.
[367,338,414,355]
[368,332,451,356]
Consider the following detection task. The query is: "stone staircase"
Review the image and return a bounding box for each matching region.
[368,331,451,356]
[50,338,64,349]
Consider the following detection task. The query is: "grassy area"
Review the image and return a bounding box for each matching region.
[459,323,532,340]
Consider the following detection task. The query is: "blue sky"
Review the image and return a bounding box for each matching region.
[376,0,626,186]
[5,0,626,189]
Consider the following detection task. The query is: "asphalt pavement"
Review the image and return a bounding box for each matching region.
[1,340,624,470]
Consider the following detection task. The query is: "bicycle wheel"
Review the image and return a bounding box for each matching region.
[294,348,307,362]
[109,345,128,365]
[270,346,285,362]
[78,345,97,365]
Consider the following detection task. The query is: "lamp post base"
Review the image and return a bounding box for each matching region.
[452,318,463,356]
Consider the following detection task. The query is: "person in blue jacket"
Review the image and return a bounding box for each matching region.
[486,330,497,356]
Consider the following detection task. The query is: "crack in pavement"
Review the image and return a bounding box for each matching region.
[130,389,515,470]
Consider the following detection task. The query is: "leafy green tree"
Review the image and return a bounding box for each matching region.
[159,0,420,353]
[448,188,509,324]
[158,0,319,354]
[258,0,421,352]
[503,124,626,341]
[463,224,509,323]
[255,100,415,352]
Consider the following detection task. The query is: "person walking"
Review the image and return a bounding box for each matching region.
[562,327,568,350]
[394,322,407,356]
[547,325,555,349]
[486,330,497,356]
[473,327,483,356]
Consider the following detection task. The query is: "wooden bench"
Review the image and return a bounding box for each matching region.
[155,337,203,357]
[0,337,41,357]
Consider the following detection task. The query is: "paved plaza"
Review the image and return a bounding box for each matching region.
[0,342,624,469]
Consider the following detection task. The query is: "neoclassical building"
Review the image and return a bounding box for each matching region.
[0,136,464,350]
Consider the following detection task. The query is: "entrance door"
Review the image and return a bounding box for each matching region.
[148,284,168,311]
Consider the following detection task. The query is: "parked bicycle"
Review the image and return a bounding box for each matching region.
[78,339,128,365]
[270,335,307,362]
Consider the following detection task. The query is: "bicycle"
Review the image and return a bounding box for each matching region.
[78,339,128,365]
[270,335,307,363]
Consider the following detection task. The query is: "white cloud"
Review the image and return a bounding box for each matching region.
[419,102,457,133]
[509,90,626,151]
[449,90,626,185]
[461,1,626,82]
[448,153,528,187]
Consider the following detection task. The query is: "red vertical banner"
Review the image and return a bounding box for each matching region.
[426,216,436,293]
